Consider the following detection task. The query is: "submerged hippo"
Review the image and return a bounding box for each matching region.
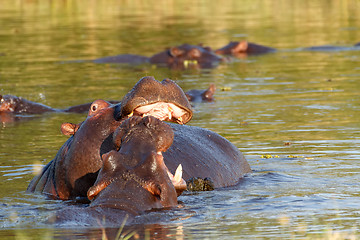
[215,41,276,57]
[0,94,120,115]
[94,44,225,69]
[186,84,216,102]
[301,42,360,51]
[27,76,251,201]
[56,116,180,226]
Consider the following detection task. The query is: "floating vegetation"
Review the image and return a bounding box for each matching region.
[220,86,232,91]
[261,155,280,159]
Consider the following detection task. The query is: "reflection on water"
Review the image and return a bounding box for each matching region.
[1,0,360,239]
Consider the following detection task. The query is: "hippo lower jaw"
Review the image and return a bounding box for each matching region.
[128,102,187,124]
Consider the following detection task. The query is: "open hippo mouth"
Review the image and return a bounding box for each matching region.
[119,76,193,124]
[129,102,188,124]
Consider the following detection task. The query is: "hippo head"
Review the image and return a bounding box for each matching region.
[149,44,224,69]
[186,84,216,102]
[215,41,276,57]
[51,100,122,199]
[87,116,183,211]
[0,95,20,112]
[120,76,193,125]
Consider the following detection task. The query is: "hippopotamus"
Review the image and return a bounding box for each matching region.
[94,44,225,69]
[302,42,360,51]
[27,76,193,200]
[185,84,216,102]
[55,116,180,226]
[27,76,251,201]
[0,94,58,114]
[0,94,120,115]
[215,41,276,57]
[1,83,214,118]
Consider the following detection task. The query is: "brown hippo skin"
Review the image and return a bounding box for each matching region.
[94,44,224,69]
[186,84,216,102]
[27,76,193,200]
[0,94,120,115]
[0,94,58,114]
[149,44,224,69]
[27,76,251,200]
[55,116,179,226]
[215,41,276,57]
[27,100,122,200]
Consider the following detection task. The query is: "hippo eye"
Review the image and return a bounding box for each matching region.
[91,104,98,112]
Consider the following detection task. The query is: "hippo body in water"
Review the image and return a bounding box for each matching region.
[94,44,224,69]
[27,76,251,201]
[215,41,276,57]
[301,42,360,52]
[185,84,216,102]
[0,94,120,115]
[56,116,180,226]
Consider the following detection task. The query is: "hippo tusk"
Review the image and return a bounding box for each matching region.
[177,116,183,125]
[128,111,133,117]
[174,164,183,183]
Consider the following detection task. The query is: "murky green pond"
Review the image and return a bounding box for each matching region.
[1,0,360,239]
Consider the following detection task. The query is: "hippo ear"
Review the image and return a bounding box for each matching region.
[232,41,249,53]
[189,48,201,58]
[202,84,216,101]
[169,47,184,57]
[60,123,80,136]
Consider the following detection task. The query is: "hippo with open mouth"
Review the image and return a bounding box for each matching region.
[27,76,251,201]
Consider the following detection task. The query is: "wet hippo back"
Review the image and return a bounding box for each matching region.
[164,123,251,188]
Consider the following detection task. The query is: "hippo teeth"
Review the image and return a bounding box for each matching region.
[177,116,183,125]
[173,164,183,183]
[128,111,134,117]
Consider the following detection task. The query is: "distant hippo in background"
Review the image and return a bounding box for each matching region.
[0,94,120,115]
[215,41,276,57]
[94,44,225,69]
[186,84,216,102]
[302,42,360,51]
[149,44,224,69]
[56,116,180,226]
[0,94,58,114]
